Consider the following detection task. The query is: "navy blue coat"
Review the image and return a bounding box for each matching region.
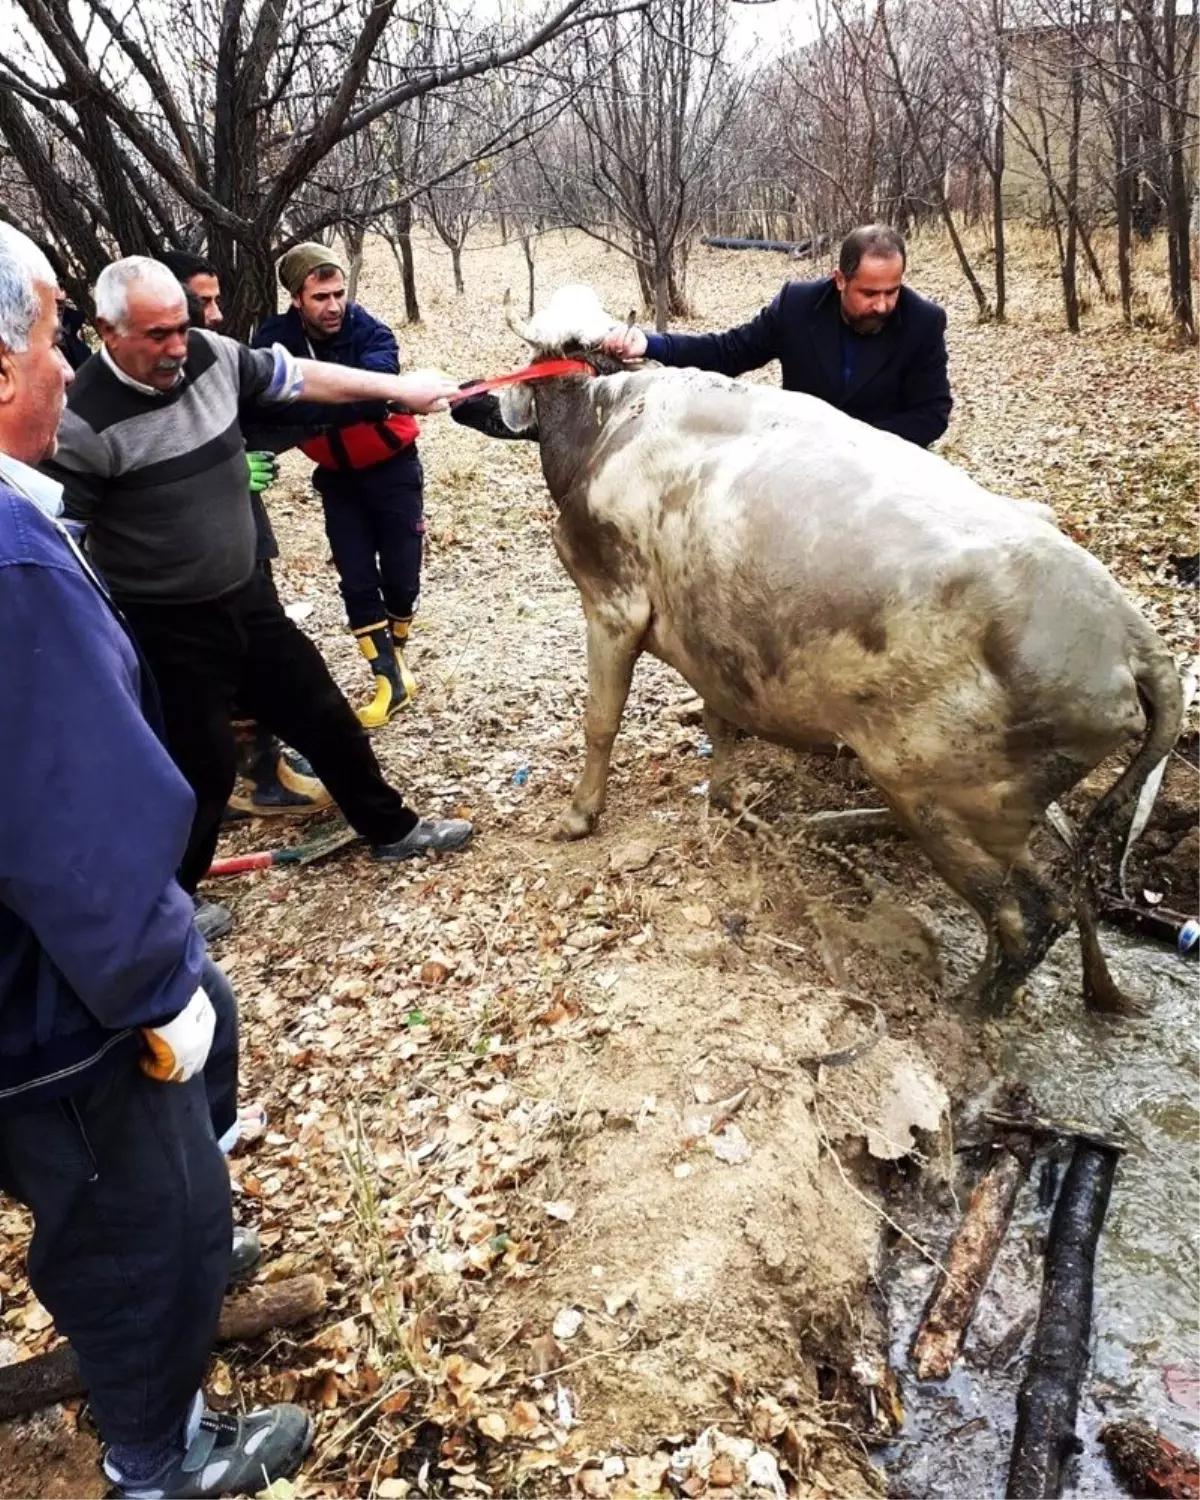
[645,277,952,448]
[0,479,205,1110]
[253,302,399,435]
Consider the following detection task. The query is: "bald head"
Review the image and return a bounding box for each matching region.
[0,225,71,466]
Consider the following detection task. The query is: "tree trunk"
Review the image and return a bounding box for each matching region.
[667,249,688,319]
[1162,0,1196,340]
[393,200,420,324]
[522,234,537,317]
[450,243,465,296]
[344,222,365,303]
[993,53,1008,323]
[217,239,278,341]
[1062,31,1083,333]
[653,256,670,332]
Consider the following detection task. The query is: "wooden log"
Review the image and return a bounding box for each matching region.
[912,1145,1029,1381]
[1100,1419,1200,1499]
[0,1274,326,1422]
[1006,1142,1119,1499]
[797,808,896,839]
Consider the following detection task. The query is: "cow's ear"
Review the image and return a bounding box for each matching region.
[498,384,537,433]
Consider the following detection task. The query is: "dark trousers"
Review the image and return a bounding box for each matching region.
[202,958,239,1148]
[0,961,237,1447]
[316,453,425,630]
[122,569,418,893]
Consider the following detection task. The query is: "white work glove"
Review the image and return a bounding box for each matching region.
[139,986,216,1083]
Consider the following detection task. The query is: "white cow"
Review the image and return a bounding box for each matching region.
[457,286,1183,1015]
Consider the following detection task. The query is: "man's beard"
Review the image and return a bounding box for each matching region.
[844,312,887,335]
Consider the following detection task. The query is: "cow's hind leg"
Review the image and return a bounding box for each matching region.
[557,604,648,840]
[889,799,1073,1013]
[1075,897,1146,1015]
[704,706,768,833]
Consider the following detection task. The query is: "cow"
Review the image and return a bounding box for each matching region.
[453,285,1183,1016]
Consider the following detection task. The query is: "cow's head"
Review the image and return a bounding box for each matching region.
[500,284,623,434]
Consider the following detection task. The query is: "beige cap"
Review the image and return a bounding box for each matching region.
[277,242,348,295]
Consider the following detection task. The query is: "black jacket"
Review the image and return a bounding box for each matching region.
[645,277,951,447]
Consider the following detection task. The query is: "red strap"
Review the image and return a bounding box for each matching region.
[448,357,593,404]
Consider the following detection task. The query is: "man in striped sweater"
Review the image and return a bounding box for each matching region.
[47,258,473,912]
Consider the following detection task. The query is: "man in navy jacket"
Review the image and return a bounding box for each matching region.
[603,224,952,449]
[0,226,312,1497]
[255,244,426,727]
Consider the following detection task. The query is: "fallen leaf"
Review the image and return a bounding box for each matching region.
[709,1455,738,1487]
[477,1411,508,1441]
[544,1199,577,1222]
[377,1481,411,1499]
[509,1399,543,1435]
[529,1333,566,1373]
[681,903,713,927]
[622,1455,669,1494]
[21,1302,53,1332]
[712,1124,752,1165]
[577,1467,609,1499]
[552,1306,584,1341]
[381,1389,413,1415]
[609,839,658,875]
[255,1478,297,1500]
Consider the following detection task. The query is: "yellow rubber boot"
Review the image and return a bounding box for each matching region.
[353,622,408,729]
[389,615,419,707]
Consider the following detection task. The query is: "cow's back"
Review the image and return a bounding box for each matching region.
[563,369,1151,756]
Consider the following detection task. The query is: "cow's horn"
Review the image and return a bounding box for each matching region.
[503,288,537,346]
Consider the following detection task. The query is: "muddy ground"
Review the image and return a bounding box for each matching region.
[0,227,1195,1499]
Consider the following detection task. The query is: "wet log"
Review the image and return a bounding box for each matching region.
[1099,1419,1200,1499]
[1006,1142,1119,1499]
[0,1274,326,1421]
[912,1145,1029,1381]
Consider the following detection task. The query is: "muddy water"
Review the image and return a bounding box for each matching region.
[1008,930,1200,1494]
[884,930,1199,1498]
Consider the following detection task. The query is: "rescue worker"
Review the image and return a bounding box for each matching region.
[255,244,425,727]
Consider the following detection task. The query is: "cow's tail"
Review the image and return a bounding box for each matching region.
[1075,641,1185,879]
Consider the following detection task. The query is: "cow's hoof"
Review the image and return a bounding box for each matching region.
[555,808,595,841]
[1083,969,1150,1018]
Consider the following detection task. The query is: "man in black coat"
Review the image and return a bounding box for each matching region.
[602,224,951,448]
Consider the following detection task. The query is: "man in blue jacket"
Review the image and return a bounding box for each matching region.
[0,225,312,1497]
[255,244,426,727]
[603,224,952,448]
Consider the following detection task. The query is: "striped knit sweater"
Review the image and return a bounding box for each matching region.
[46,331,298,604]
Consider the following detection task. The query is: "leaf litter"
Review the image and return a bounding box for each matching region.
[0,225,1193,1498]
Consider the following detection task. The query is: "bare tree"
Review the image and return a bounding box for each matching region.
[535,0,749,327]
[0,0,628,334]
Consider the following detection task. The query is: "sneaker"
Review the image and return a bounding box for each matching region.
[229,1226,261,1285]
[105,1403,313,1499]
[371,818,474,862]
[193,897,232,942]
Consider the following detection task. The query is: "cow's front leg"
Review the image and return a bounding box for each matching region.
[558,605,646,840]
[704,706,768,833]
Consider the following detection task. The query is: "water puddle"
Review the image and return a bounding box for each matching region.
[884,930,1198,1497]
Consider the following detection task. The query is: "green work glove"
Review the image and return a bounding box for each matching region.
[246,451,279,494]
